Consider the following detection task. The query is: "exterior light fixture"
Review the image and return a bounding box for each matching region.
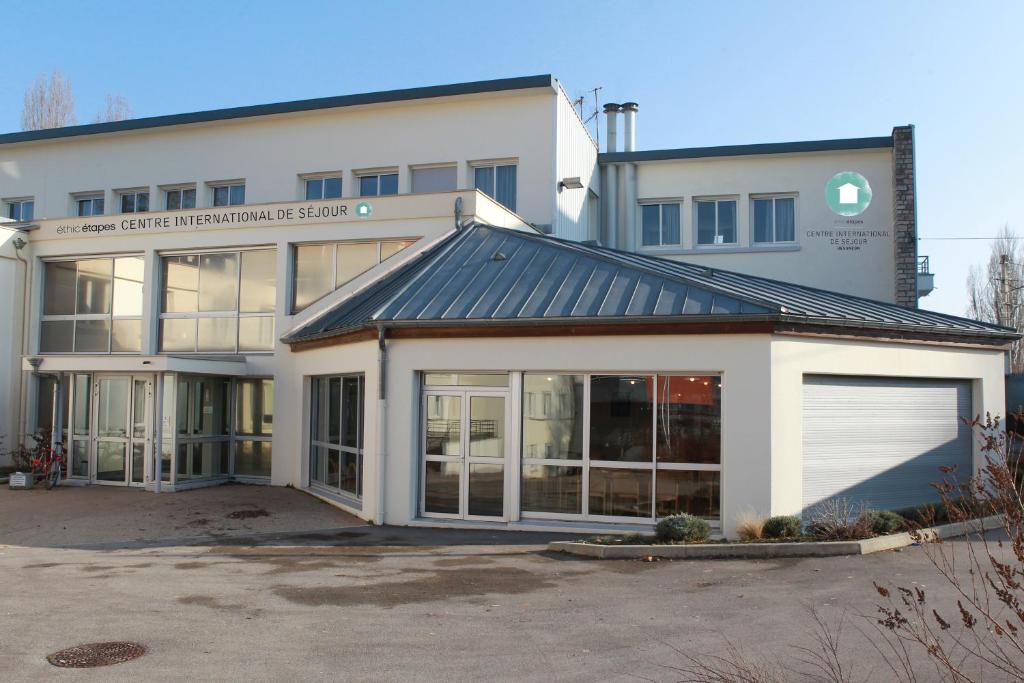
[557,177,584,192]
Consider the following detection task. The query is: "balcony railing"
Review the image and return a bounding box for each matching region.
[918,255,932,275]
[917,255,934,297]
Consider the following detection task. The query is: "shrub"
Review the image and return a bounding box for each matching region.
[805,498,874,541]
[860,509,906,535]
[655,514,711,544]
[734,510,765,541]
[762,515,802,539]
[893,500,957,527]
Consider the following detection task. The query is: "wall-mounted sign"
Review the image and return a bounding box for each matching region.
[825,171,872,217]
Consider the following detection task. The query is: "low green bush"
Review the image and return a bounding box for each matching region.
[860,509,906,535]
[655,514,711,544]
[762,515,802,539]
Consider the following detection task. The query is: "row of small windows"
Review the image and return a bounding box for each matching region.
[640,195,797,248]
[38,239,417,355]
[6,162,517,221]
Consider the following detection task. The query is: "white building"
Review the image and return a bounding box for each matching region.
[0,75,1008,537]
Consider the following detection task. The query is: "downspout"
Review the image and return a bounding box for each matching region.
[12,237,31,445]
[374,325,388,526]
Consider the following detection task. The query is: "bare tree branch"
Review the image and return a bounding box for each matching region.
[95,94,132,123]
[967,226,1024,372]
[21,70,76,130]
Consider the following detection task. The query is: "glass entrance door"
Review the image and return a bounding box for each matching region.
[93,375,150,486]
[422,390,508,520]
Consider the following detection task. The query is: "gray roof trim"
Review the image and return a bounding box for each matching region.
[0,75,555,145]
[599,136,894,163]
[283,222,1018,347]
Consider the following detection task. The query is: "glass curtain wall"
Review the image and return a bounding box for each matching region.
[521,373,721,521]
[309,375,364,499]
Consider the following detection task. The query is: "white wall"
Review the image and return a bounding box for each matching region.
[630,148,897,302]
[552,83,599,241]
[0,227,27,463]
[0,88,556,229]
[769,335,1006,521]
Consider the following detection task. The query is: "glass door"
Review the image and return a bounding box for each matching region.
[93,376,131,484]
[422,389,508,520]
[92,375,150,486]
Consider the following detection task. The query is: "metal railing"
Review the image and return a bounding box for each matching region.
[918,255,932,275]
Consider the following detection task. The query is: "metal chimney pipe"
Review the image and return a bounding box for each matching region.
[603,103,621,153]
[621,102,638,152]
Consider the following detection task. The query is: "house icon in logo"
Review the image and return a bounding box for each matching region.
[355,201,373,218]
[837,182,859,205]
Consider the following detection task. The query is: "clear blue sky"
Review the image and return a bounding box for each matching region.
[2,0,1021,317]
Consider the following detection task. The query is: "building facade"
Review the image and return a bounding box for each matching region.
[0,75,1004,537]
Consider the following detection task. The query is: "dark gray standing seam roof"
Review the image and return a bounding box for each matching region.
[598,136,894,163]
[0,75,555,145]
[283,224,1017,345]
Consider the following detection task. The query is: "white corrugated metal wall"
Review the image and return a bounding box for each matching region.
[802,375,973,514]
[552,82,599,242]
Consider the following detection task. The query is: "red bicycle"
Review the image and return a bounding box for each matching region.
[30,441,64,490]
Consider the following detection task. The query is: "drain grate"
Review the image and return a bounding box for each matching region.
[47,642,146,668]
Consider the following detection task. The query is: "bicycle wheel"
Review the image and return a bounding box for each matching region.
[44,464,58,490]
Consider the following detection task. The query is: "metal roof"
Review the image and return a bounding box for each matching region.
[599,136,894,164]
[0,75,555,146]
[283,224,1016,345]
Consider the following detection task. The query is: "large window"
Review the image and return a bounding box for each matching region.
[165,186,197,211]
[473,163,517,211]
[292,239,416,312]
[6,198,33,221]
[304,175,343,200]
[211,183,245,207]
[119,190,149,214]
[640,203,681,247]
[40,257,144,353]
[76,194,105,217]
[358,172,398,197]
[521,373,721,521]
[175,376,231,480]
[160,249,276,353]
[310,375,364,499]
[696,198,737,245]
[753,195,796,243]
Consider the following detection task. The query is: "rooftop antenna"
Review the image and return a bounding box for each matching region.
[574,86,603,148]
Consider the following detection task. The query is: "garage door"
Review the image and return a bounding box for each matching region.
[802,376,973,515]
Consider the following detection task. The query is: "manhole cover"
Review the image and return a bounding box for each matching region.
[47,642,146,668]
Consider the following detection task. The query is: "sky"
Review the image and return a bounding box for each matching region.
[1,0,1021,317]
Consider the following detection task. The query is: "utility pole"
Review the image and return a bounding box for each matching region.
[1001,254,1012,327]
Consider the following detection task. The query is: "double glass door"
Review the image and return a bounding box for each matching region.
[422,390,509,520]
[93,375,151,486]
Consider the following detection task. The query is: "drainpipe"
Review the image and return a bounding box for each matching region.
[11,237,30,446]
[374,326,388,526]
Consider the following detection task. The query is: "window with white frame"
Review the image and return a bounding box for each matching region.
[291,238,417,312]
[309,374,364,499]
[695,198,737,245]
[39,256,144,353]
[640,202,682,247]
[5,198,34,222]
[358,172,398,197]
[75,194,105,217]
[118,189,149,214]
[473,162,517,211]
[159,249,276,353]
[211,182,245,207]
[164,186,197,211]
[752,195,796,243]
[520,373,721,520]
[304,174,343,200]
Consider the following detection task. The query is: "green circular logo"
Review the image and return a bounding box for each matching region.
[825,171,872,216]
[355,201,373,218]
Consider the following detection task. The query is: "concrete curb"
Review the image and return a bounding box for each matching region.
[548,515,1005,560]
